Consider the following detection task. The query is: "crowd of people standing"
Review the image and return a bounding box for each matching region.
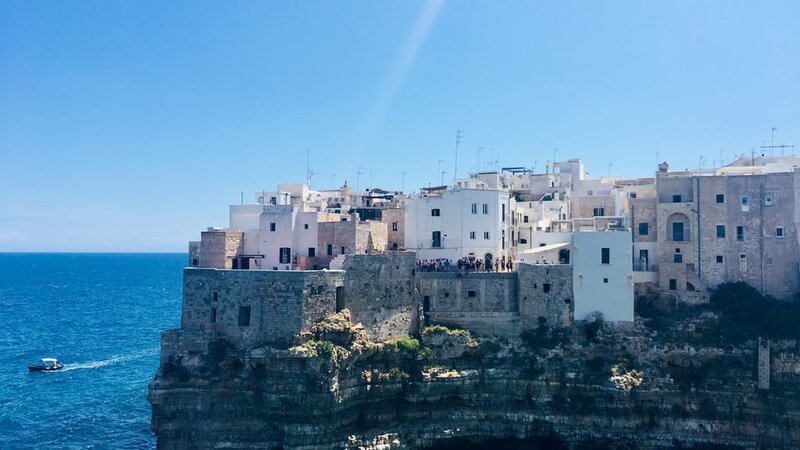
[416,256,514,273]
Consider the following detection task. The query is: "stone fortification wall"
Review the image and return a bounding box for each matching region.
[518,262,573,329]
[417,272,519,337]
[181,268,344,349]
[342,252,419,341]
[198,230,243,269]
[188,241,200,267]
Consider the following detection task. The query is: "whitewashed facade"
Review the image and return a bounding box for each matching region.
[404,182,515,263]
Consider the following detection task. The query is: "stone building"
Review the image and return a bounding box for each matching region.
[650,158,800,300]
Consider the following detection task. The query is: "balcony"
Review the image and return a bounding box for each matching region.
[633,262,658,272]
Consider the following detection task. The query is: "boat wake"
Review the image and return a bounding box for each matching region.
[62,349,158,371]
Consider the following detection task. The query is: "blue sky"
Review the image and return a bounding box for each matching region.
[1,1,798,251]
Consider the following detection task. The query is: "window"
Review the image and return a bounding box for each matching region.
[341,246,345,255]
[716,255,723,263]
[469,231,476,239]
[593,207,605,217]
[482,203,489,214]
[423,296,430,312]
[587,190,593,196]
[471,203,477,214]
[238,306,251,326]
[741,196,749,212]
[467,290,477,298]
[270,222,276,232]
[603,278,608,283]
[326,244,333,256]
[736,225,744,242]
[543,283,551,293]
[304,224,309,230]
[443,292,449,298]
[739,254,747,271]
[629,192,637,199]
[674,253,683,263]
[767,257,773,266]
[192,258,198,266]
[523,215,529,223]
[765,195,774,206]
[431,208,440,216]
[210,308,217,323]
[432,231,442,248]
[269,196,277,205]
[519,238,528,244]
[392,222,398,231]
[638,223,649,236]
[484,231,490,239]
[279,248,291,264]
[392,243,398,250]
[502,204,506,222]
[308,247,315,257]
[213,292,218,302]
[716,194,725,203]
[673,194,682,203]
[601,247,610,264]
[716,225,725,238]
[672,222,684,241]
[669,279,677,290]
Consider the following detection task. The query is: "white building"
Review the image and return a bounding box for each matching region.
[404,180,515,264]
[571,230,634,322]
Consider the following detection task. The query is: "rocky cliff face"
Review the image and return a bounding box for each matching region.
[149,309,800,449]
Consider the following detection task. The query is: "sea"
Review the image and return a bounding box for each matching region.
[0,253,185,449]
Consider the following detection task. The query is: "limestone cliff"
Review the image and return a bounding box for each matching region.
[149,309,800,449]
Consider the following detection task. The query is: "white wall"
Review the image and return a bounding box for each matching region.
[405,188,512,261]
[571,231,634,322]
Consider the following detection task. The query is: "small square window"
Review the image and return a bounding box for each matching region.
[716,194,725,203]
[431,208,440,216]
[603,278,608,283]
[443,292,449,298]
[629,192,637,199]
[765,196,774,206]
[674,254,683,263]
[484,232,490,239]
[673,194,682,203]
[716,255,723,263]
[777,227,785,237]
[593,207,605,217]
[467,290,477,298]
[469,231,476,239]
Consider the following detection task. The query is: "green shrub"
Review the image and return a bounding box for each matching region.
[711,282,800,343]
[393,336,421,354]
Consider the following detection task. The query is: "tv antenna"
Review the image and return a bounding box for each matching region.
[455,129,463,180]
[305,149,318,185]
[760,127,795,157]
